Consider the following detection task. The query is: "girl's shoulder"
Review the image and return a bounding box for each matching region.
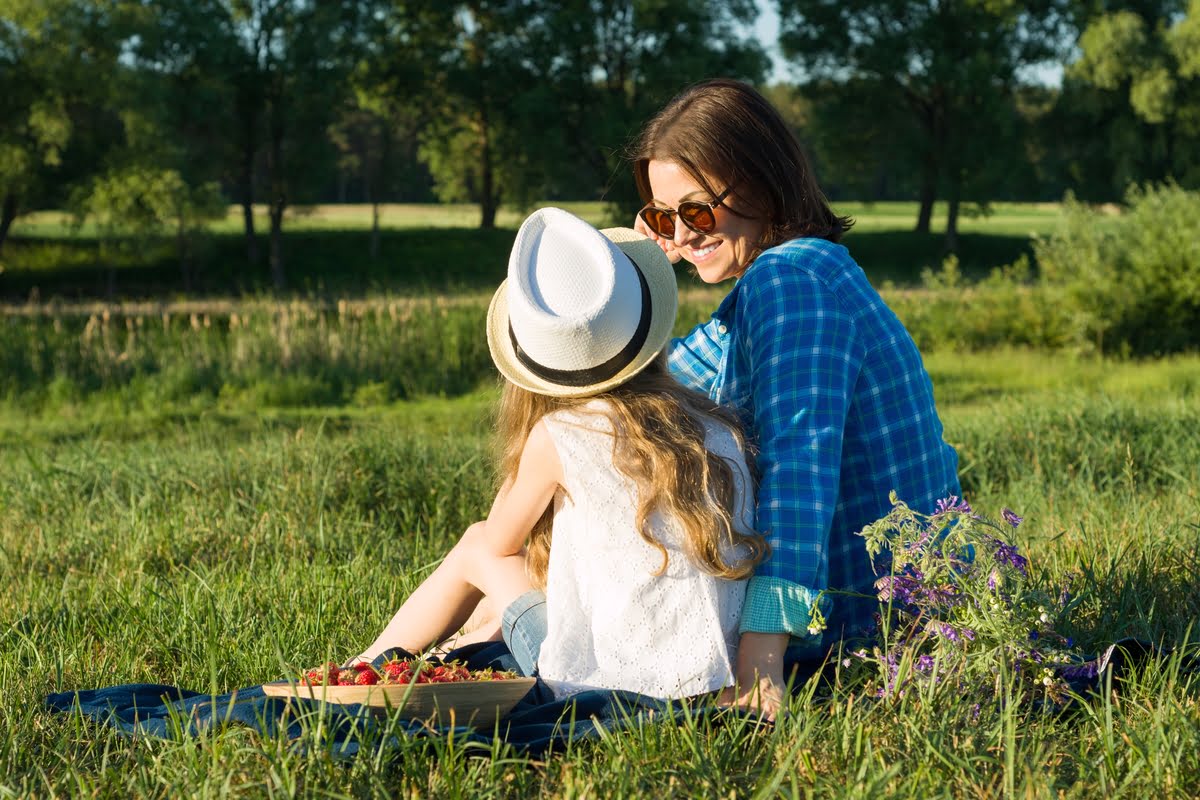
[540,400,616,439]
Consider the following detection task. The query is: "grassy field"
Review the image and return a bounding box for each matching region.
[2,334,1199,797]
[0,201,1095,300]
[8,200,1068,237]
[2,200,1197,797]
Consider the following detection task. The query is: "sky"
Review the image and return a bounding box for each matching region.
[753,0,790,85]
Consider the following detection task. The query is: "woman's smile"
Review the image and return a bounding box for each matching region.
[646,159,764,284]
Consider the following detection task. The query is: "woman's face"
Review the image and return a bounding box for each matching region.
[646,159,765,284]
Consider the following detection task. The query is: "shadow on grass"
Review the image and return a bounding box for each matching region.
[845,230,1035,285]
[2,227,1036,301]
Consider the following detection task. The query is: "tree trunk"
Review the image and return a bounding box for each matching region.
[267,102,287,290]
[370,201,381,260]
[0,192,17,254]
[366,152,381,260]
[269,200,285,290]
[177,221,192,293]
[915,156,937,234]
[944,170,962,254]
[240,137,259,266]
[478,108,497,230]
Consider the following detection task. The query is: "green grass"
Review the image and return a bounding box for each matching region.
[2,347,1199,798]
[0,201,1097,300]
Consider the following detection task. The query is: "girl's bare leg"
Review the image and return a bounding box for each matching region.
[436,596,503,652]
[353,522,530,663]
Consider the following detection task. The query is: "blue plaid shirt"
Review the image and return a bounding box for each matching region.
[669,238,960,647]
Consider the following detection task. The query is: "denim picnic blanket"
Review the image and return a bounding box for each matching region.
[43,642,747,758]
[44,639,1170,757]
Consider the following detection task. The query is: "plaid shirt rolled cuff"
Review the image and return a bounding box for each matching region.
[739,575,831,638]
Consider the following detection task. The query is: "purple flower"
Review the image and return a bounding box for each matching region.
[1029,630,1040,641]
[987,570,1001,592]
[989,538,1029,577]
[916,654,935,672]
[935,623,962,643]
[874,569,927,607]
[1002,508,1024,528]
[934,495,973,516]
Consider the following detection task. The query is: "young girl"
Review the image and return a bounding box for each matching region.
[354,208,767,700]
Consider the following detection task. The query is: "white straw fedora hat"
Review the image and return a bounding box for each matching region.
[487,207,678,398]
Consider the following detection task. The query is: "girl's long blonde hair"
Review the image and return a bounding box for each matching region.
[495,356,769,590]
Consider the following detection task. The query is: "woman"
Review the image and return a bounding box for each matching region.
[632,79,961,717]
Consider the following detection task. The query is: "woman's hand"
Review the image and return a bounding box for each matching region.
[719,632,790,721]
[633,213,684,265]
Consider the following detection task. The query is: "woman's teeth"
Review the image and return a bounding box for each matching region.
[691,243,719,259]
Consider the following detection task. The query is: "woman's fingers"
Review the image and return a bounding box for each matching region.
[717,679,782,722]
[633,214,684,264]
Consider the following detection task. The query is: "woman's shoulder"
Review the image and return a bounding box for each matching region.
[735,237,874,316]
[748,237,859,286]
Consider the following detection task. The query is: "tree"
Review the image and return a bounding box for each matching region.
[130,0,262,266]
[777,0,1072,248]
[71,166,225,293]
[527,0,769,215]
[229,0,371,288]
[1070,0,1200,187]
[0,0,128,253]
[418,0,768,228]
[136,0,373,288]
[415,0,543,229]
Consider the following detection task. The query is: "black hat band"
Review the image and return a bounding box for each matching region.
[508,255,652,388]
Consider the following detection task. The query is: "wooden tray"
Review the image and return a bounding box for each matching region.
[261,678,537,728]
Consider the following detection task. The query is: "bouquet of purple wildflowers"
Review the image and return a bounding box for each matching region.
[841,492,1079,703]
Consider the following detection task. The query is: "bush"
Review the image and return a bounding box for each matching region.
[885,184,1200,356]
[884,255,1079,352]
[1034,183,1200,355]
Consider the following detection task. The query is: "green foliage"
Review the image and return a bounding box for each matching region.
[72,166,225,244]
[778,0,1071,240]
[0,0,127,243]
[1034,183,1200,354]
[0,299,496,409]
[882,256,1079,352]
[880,185,1200,355]
[1071,0,1200,187]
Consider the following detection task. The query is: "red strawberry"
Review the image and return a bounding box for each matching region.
[353,661,374,672]
[382,662,410,682]
[355,668,379,685]
[304,669,325,686]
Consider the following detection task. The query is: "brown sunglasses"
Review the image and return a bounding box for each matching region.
[638,187,732,239]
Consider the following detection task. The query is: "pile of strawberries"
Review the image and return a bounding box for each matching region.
[302,658,518,687]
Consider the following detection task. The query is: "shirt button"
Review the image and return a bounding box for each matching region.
[717,324,728,335]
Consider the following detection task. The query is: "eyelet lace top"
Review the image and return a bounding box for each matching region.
[536,400,756,700]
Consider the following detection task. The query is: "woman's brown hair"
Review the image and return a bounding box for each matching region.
[494,356,768,590]
[632,78,853,257]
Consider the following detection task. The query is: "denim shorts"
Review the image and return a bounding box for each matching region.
[501,589,548,677]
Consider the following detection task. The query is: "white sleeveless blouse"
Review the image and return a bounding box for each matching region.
[535,401,756,700]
